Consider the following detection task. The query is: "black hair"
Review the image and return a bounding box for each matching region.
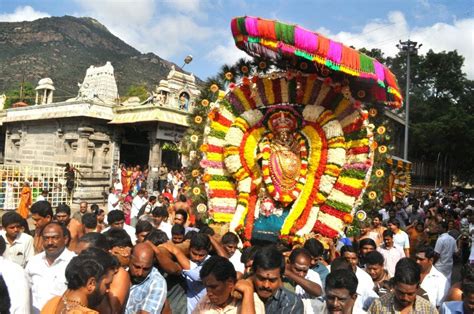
[1,211,23,228]
[0,237,6,255]
[171,224,185,236]
[30,200,53,218]
[90,204,100,213]
[304,238,324,258]
[221,232,239,245]
[359,238,377,250]
[252,246,285,276]
[78,232,110,251]
[364,251,385,266]
[383,229,394,238]
[190,233,211,251]
[200,255,237,282]
[289,248,312,264]
[462,282,474,295]
[388,219,400,228]
[325,269,358,295]
[340,245,357,256]
[184,230,198,241]
[178,194,187,202]
[241,246,259,264]
[415,245,435,259]
[0,275,10,313]
[439,220,449,231]
[175,209,188,223]
[151,207,168,218]
[149,195,157,202]
[135,220,154,235]
[66,248,118,290]
[42,222,69,239]
[104,228,133,248]
[393,258,421,285]
[461,264,474,282]
[82,213,97,229]
[107,210,125,225]
[144,229,169,246]
[56,203,71,216]
[330,256,352,271]
[199,225,215,236]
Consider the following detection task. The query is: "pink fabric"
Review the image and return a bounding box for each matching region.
[374,61,385,82]
[200,160,224,168]
[279,42,296,55]
[328,40,342,64]
[294,26,318,53]
[245,17,259,36]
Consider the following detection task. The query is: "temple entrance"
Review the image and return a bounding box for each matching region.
[161,141,182,169]
[119,127,150,168]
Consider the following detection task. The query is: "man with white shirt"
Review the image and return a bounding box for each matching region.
[35,189,48,203]
[102,210,137,244]
[25,222,76,313]
[416,245,448,308]
[387,219,410,257]
[377,230,405,277]
[434,221,458,282]
[1,211,34,267]
[0,237,30,314]
[151,207,172,239]
[107,187,121,212]
[130,189,146,227]
[221,232,245,275]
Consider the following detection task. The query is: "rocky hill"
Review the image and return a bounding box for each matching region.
[0,15,188,100]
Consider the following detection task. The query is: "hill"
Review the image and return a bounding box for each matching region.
[0,15,189,101]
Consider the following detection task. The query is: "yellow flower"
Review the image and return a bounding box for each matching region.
[192,187,201,195]
[192,169,200,177]
[225,72,233,80]
[201,99,209,107]
[210,84,219,93]
[368,191,377,200]
[378,145,387,154]
[375,169,384,178]
[377,126,386,135]
[194,116,203,124]
[369,108,378,117]
[356,210,367,221]
[197,203,207,213]
[190,135,199,143]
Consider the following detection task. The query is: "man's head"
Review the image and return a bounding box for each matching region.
[66,248,118,307]
[171,224,185,244]
[221,232,240,258]
[174,209,188,226]
[148,196,157,205]
[364,251,386,282]
[42,222,69,261]
[41,189,49,197]
[129,243,155,285]
[288,248,312,279]
[79,202,88,214]
[55,203,72,225]
[359,238,376,258]
[200,256,237,307]
[325,269,358,314]
[304,238,325,267]
[136,189,145,197]
[462,282,474,313]
[414,245,435,274]
[30,201,53,231]
[252,246,285,302]
[76,232,110,254]
[82,213,98,233]
[241,246,259,276]
[151,207,168,226]
[388,208,396,219]
[340,245,358,272]
[144,229,169,246]
[1,211,23,241]
[392,258,421,309]
[382,229,394,248]
[372,214,383,227]
[189,233,210,264]
[387,219,400,232]
[135,220,154,244]
[107,210,125,229]
[104,228,133,267]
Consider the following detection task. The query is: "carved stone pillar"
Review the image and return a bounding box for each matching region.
[148,131,161,190]
[75,127,94,165]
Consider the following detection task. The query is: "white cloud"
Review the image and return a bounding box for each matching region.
[206,38,249,66]
[318,11,474,78]
[0,6,50,22]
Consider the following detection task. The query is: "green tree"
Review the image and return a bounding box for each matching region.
[4,82,35,108]
[125,84,149,102]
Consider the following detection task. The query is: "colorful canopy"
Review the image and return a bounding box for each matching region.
[231,16,403,108]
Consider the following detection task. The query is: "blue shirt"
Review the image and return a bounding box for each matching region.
[264,287,304,314]
[440,301,465,314]
[126,267,167,314]
[183,256,210,314]
[312,261,329,287]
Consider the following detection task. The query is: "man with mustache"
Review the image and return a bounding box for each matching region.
[26,222,76,313]
[251,246,303,313]
[41,248,118,313]
[319,269,359,314]
[125,243,167,314]
[55,203,84,252]
[30,200,53,254]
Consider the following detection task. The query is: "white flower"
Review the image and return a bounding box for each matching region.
[327,147,346,166]
[224,154,242,174]
[328,189,356,207]
[318,212,344,232]
[225,127,244,146]
[241,109,263,127]
[322,120,344,138]
[320,174,338,194]
[296,206,320,236]
[303,105,325,122]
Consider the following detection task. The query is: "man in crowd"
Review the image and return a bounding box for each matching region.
[415,245,449,307]
[251,245,303,312]
[0,211,34,267]
[82,212,98,233]
[104,210,137,244]
[340,245,375,293]
[317,269,359,313]
[35,189,48,203]
[364,251,391,297]
[152,206,172,239]
[72,201,88,222]
[55,203,84,252]
[440,281,474,313]
[369,258,437,313]
[0,237,30,313]
[104,228,133,268]
[434,221,458,282]
[377,229,405,277]
[135,220,154,244]
[221,232,245,275]
[26,222,76,313]
[41,248,117,313]
[125,243,167,314]
[30,200,53,253]
[194,255,264,313]
[171,224,185,244]
[304,238,329,284]
[358,238,377,267]
[174,209,199,234]
[107,186,121,212]
[131,189,147,227]
[387,219,410,257]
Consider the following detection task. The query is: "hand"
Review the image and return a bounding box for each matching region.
[234,279,254,296]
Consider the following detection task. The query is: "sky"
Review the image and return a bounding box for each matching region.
[0,0,472,80]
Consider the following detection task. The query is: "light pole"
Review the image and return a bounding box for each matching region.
[396,40,422,161]
[181,55,193,69]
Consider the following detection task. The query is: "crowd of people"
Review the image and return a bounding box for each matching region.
[0,167,473,314]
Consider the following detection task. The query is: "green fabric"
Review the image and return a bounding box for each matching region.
[340,169,367,180]
[236,17,248,36]
[359,54,375,73]
[279,23,295,45]
[209,129,226,139]
[325,199,352,213]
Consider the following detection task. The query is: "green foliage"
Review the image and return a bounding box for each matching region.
[125,84,149,102]
[4,82,35,108]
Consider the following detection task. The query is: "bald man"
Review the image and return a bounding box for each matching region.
[125,243,167,314]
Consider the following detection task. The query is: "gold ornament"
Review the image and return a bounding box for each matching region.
[192,169,200,177]
[224,72,233,80]
[194,116,203,124]
[369,108,378,117]
[375,169,384,178]
[241,65,249,74]
[258,61,267,69]
[196,203,207,213]
[377,126,386,135]
[201,99,209,107]
[368,191,377,200]
[210,84,219,93]
[356,210,367,221]
[378,145,387,154]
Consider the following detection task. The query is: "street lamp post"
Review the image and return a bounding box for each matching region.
[181,55,193,69]
[396,40,422,161]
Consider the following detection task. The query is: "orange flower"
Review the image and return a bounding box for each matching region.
[194,116,203,124]
[372,141,378,149]
[377,126,386,135]
[208,110,216,121]
[200,144,208,152]
[201,99,209,107]
[210,84,219,93]
[343,214,353,224]
[202,173,211,182]
[191,169,200,177]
